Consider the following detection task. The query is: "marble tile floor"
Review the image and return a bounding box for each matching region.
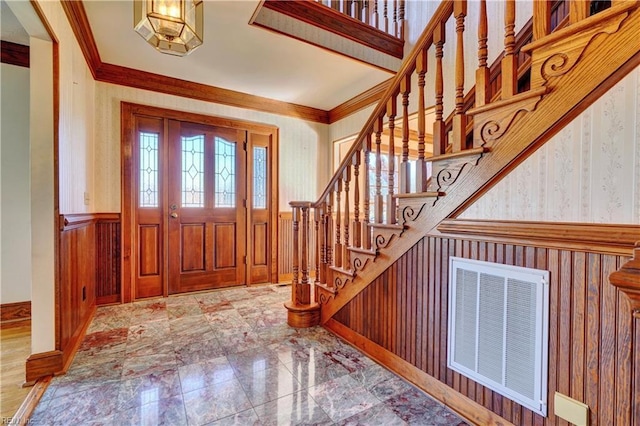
[30,284,468,425]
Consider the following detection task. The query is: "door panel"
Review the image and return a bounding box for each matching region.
[247,133,272,283]
[134,116,165,299]
[127,106,277,300]
[168,121,246,294]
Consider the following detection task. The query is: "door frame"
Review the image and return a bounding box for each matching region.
[121,102,279,302]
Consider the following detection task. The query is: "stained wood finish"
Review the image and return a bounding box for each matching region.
[278,212,317,282]
[167,122,247,293]
[25,351,63,383]
[0,301,31,329]
[95,217,121,304]
[11,375,52,426]
[122,103,279,300]
[1,41,30,68]
[259,0,404,58]
[333,224,639,425]
[0,323,32,418]
[57,214,99,374]
[329,78,393,123]
[60,1,329,124]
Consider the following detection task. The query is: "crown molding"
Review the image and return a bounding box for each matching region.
[329,77,391,122]
[60,0,331,123]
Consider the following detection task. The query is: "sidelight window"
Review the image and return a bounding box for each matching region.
[215,137,236,207]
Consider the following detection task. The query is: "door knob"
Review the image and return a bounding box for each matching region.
[170,212,178,219]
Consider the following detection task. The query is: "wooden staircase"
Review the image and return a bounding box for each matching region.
[285,0,640,327]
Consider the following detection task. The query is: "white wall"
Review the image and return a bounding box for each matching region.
[1,63,31,304]
[461,66,640,224]
[93,83,330,212]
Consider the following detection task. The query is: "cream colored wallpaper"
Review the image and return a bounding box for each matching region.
[35,0,96,215]
[460,66,640,224]
[93,83,330,212]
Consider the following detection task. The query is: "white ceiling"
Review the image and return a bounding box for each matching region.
[1,0,30,45]
[81,0,392,111]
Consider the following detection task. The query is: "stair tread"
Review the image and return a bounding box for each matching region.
[349,246,377,255]
[395,191,445,199]
[329,265,355,276]
[370,223,406,230]
[428,147,489,163]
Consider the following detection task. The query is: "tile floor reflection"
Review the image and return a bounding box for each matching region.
[30,284,468,425]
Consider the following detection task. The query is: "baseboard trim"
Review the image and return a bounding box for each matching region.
[61,304,96,373]
[1,301,31,329]
[25,351,64,383]
[325,318,514,426]
[11,375,52,425]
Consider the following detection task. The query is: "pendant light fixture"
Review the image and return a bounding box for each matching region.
[134,0,203,56]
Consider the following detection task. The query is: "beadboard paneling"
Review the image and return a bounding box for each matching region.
[333,225,639,425]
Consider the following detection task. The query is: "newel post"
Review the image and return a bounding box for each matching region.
[284,201,320,328]
[609,243,640,421]
[610,243,640,310]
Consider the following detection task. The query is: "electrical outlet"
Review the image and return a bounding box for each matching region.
[84,191,90,206]
[82,286,86,301]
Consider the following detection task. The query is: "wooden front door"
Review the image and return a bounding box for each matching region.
[125,105,278,301]
[167,121,246,294]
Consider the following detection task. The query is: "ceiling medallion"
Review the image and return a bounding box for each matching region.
[134,0,203,56]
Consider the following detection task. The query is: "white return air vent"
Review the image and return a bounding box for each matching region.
[447,257,549,415]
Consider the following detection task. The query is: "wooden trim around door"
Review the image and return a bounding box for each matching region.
[121,102,280,302]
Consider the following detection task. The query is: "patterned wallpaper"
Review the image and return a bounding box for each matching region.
[460,66,640,224]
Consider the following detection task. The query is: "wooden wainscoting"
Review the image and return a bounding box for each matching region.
[26,213,120,382]
[278,211,316,283]
[328,220,640,426]
[96,217,121,304]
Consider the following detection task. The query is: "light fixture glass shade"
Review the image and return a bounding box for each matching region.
[134,0,203,56]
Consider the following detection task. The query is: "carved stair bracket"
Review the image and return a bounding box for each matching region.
[526,11,629,89]
[609,244,640,312]
[430,148,488,197]
[372,224,406,250]
[315,283,336,306]
[400,202,427,225]
[330,266,355,290]
[469,88,547,147]
[349,247,377,272]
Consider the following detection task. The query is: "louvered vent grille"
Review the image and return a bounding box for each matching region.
[448,257,549,415]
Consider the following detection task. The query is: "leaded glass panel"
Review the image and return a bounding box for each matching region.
[182,135,205,207]
[253,146,267,209]
[139,132,159,208]
[215,137,236,207]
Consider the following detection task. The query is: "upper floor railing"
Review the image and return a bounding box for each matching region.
[314,0,405,39]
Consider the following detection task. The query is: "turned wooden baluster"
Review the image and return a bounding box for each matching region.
[363,133,372,249]
[433,22,446,156]
[476,0,490,108]
[292,205,300,286]
[399,74,411,194]
[325,193,334,285]
[502,0,517,99]
[416,48,428,192]
[398,0,405,39]
[533,0,551,40]
[353,149,361,249]
[452,0,467,152]
[393,0,398,38]
[300,204,310,286]
[334,180,343,268]
[570,0,590,23]
[386,96,397,224]
[314,206,321,284]
[363,0,370,25]
[374,117,384,223]
[373,0,379,31]
[383,0,389,33]
[343,167,351,269]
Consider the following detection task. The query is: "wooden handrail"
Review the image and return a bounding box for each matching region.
[313,1,454,207]
[285,0,630,328]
